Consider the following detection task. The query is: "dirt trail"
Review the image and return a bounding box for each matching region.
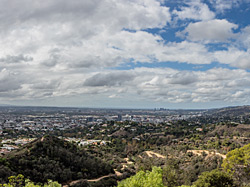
[63,158,135,186]
[187,150,226,159]
[114,169,123,177]
[63,159,134,187]
[124,157,133,164]
[63,174,116,187]
[87,174,115,182]
[145,151,166,158]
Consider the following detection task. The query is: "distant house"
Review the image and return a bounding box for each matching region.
[196,128,203,132]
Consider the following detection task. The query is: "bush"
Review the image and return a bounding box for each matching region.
[194,169,235,187]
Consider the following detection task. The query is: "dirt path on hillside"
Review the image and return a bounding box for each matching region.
[87,174,115,182]
[114,169,123,177]
[145,151,166,158]
[187,150,226,159]
[63,174,116,187]
[63,158,135,186]
[124,157,133,164]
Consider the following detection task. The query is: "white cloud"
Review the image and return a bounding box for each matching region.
[0,0,171,71]
[83,71,136,87]
[160,41,214,64]
[0,68,24,92]
[82,68,250,103]
[238,26,250,48]
[173,1,215,21]
[214,48,250,69]
[167,71,197,85]
[209,0,242,13]
[133,67,250,104]
[182,19,238,42]
[0,0,249,108]
[105,32,214,65]
[234,54,250,69]
[0,65,250,106]
[0,0,171,33]
[0,54,33,63]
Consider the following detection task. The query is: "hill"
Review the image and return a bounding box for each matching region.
[206,105,250,117]
[207,124,250,137]
[0,136,114,184]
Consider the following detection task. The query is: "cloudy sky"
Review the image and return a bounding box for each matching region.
[0,0,250,109]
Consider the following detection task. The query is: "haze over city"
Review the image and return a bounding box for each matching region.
[0,0,250,109]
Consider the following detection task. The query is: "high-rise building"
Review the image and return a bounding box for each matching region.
[117,114,122,121]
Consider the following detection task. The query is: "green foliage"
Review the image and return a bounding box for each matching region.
[222,143,250,173]
[193,169,235,187]
[162,164,178,187]
[117,166,164,187]
[0,175,61,187]
[222,143,250,185]
[24,179,61,187]
[6,174,24,187]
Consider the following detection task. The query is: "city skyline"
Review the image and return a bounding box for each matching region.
[0,0,250,109]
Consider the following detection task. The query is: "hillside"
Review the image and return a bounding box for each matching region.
[0,136,114,184]
[207,124,250,137]
[206,105,250,117]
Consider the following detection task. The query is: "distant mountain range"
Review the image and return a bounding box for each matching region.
[0,104,249,116]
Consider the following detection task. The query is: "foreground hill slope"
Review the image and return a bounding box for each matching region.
[0,136,114,184]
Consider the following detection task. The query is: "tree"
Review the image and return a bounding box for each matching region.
[222,143,250,185]
[117,166,164,187]
[162,164,179,187]
[0,175,61,187]
[193,169,235,187]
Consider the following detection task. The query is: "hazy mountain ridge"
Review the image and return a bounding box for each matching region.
[205,105,250,116]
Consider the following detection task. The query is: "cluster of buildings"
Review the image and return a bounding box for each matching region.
[0,138,35,154]
[0,111,203,135]
[0,107,204,154]
[0,137,110,155]
[64,137,110,146]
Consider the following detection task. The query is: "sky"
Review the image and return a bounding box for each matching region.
[0,0,250,109]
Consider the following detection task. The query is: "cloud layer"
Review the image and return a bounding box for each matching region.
[0,0,249,108]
